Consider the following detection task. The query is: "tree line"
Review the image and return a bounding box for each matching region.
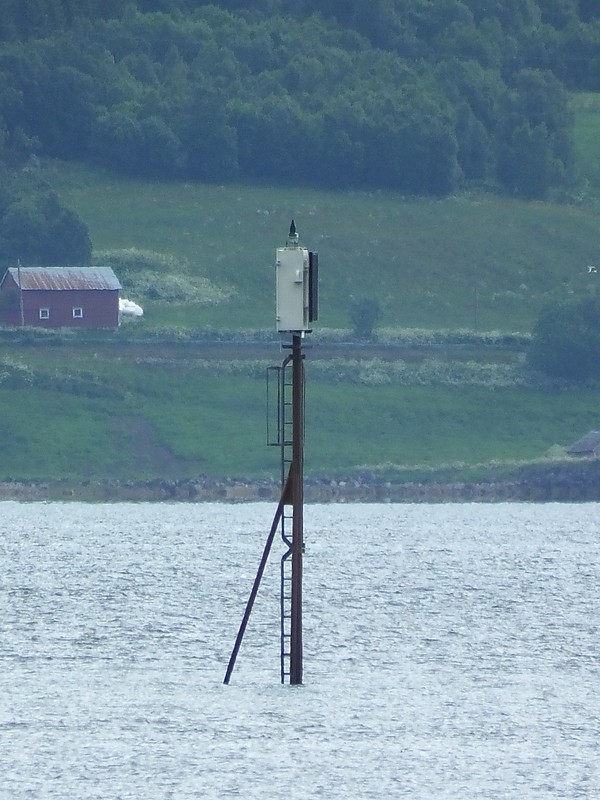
[0,0,598,271]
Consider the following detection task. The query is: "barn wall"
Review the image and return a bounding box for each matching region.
[23,289,120,328]
[0,283,120,328]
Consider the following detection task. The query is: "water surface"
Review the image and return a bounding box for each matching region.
[1,502,598,798]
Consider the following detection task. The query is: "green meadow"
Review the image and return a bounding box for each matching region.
[2,343,600,483]
[44,155,599,335]
[1,94,599,485]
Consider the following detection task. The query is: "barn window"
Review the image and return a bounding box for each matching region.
[73,307,83,319]
[39,308,49,319]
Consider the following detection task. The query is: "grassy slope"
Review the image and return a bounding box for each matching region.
[1,95,599,484]
[0,348,598,479]
[44,161,599,335]
[1,343,600,482]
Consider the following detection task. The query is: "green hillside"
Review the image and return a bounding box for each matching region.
[44,157,599,334]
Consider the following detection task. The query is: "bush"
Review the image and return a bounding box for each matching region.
[93,248,235,304]
[529,294,600,379]
[0,191,91,267]
[348,297,381,340]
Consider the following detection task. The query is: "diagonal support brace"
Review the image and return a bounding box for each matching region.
[223,470,292,685]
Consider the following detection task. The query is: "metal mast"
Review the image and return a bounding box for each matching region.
[223,221,317,685]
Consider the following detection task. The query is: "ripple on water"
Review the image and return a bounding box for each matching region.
[0,501,599,799]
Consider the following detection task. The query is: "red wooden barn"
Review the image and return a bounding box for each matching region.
[0,266,121,329]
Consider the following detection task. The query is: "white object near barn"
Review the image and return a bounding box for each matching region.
[119,298,144,317]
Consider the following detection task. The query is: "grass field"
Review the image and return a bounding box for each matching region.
[1,342,599,482]
[43,145,600,335]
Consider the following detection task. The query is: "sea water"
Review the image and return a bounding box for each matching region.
[1,501,598,799]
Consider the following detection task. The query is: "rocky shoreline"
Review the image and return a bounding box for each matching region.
[2,461,600,503]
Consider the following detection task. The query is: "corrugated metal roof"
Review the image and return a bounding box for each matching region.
[567,430,600,454]
[7,266,121,291]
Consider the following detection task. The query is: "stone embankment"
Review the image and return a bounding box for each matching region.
[1,461,600,502]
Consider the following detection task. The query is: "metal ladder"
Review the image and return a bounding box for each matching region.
[267,356,294,682]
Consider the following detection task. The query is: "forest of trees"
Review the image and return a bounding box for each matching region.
[0,0,599,266]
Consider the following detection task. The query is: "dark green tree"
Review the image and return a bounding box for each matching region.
[349,297,381,340]
[539,0,578,28]
[454,102,493,181]
[0,197,42,263]
[529,294,600,380]
[181,87,239,181]
[34,65,96,157]
[578,0,600,22]
[558,20,600,89]
[0,191,91,267]
[37,192,92,265]
[497,68,573,197]
[497,121,553,197]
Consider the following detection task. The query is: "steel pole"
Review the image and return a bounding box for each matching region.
[289,333,304,684]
